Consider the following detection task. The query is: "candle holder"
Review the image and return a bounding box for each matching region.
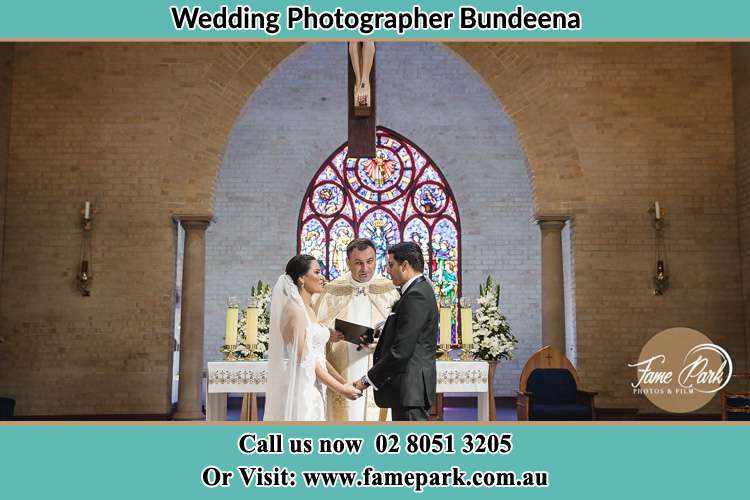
[653,260,670,296]
[459,297,474,360]
[77,262,91,297]
[437,344,451,361]
[245,344,260,361]
[221,344,239,361]
[220,342,262,361]
[243,299,260,355]
[459,343,475,361]
[77,201,96,296]
[649,201,670,295]
[648,201,665,232]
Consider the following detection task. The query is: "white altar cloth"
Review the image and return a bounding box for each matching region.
[206,360,491,421]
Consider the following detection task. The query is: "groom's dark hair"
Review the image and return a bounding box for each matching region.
[346,238,376,258]
[387,242,424,272]
[285,254,317,286]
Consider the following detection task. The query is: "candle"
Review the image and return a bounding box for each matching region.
[461,307,473,345]
[225,305,239,346]
[84,201,91,220]
[245,306,259,346]
[654,201,661,220]
[439,307,452,346]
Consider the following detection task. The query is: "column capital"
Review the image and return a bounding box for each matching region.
[173,214,213,231]
[532,214,570,230]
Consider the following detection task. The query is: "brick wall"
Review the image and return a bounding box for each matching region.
[0,45,13,316]
[0,43,298,416]
[733,44,750,372]
[0,42,745,415]
[557,44,742,410]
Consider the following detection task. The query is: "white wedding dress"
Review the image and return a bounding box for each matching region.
[297,320,329,420]
[264,275,329,421]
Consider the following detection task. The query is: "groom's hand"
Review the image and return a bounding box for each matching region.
[353,378,367,391]
[329,328,344,343]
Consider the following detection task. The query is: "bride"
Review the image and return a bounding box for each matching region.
[264,255,362,421]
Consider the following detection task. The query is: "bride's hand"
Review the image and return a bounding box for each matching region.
[341,383,362,401]
[329,328,344,343]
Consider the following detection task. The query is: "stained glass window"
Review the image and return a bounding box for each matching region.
[298,127,462,343]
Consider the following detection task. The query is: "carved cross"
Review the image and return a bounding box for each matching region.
[348,42,376,158]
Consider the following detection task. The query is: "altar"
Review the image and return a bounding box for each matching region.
[206,360,493,421]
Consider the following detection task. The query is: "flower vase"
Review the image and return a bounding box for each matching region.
[487,360,498,421]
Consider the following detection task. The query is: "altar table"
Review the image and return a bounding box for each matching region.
[206,360,492,421]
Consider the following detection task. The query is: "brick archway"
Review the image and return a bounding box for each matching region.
[162,42,586,217]
[169,43,584,418]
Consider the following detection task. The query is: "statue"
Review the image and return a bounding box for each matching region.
[349,41,375,108]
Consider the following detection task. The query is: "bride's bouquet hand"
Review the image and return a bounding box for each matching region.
[341,383,362,401]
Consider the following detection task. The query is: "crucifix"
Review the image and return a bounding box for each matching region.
[347,41,376,158]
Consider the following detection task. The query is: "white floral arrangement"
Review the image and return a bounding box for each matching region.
[470,276,518,362]
[253,283,272,358]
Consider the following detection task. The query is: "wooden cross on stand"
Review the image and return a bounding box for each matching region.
[544,351,554,366]
[347,41,376,158]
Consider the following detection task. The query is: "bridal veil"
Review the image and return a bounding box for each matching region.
[263,274,317,421]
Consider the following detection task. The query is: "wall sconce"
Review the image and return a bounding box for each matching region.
[649,201,669,295]
[77,201,95,296]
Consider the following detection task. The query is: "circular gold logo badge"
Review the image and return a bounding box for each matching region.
[629,327,733,413]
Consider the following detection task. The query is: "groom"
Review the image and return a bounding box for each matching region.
[354,242,438,421]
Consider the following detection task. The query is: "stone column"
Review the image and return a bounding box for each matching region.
[535,215,568,352]
[173,215,212,420]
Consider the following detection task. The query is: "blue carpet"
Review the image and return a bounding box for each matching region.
[224,396,518,421]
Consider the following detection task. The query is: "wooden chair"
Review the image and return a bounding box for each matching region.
[721,372,750,421]
[517,346,597,421]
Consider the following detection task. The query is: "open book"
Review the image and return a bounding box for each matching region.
[334,319,375,346]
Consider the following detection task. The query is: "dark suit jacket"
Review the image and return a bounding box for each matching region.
[367,276,438,409]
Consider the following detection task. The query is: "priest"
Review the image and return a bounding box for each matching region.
[313,238,400,421]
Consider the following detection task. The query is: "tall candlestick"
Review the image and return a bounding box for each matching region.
[84,201,91,220]
[245,307,259,346]
[460,307,473,345]
[439,307,452,346]
[225,305,239,346]
[654,201,661,220]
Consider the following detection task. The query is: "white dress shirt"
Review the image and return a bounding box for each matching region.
[399,274,423,296]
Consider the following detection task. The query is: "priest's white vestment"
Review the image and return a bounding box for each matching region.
[313,272,399,421]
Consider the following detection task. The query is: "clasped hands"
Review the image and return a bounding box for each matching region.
[352,378,368,392]
[344,376,369,400]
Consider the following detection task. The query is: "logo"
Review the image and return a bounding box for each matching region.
[628,327,733,413]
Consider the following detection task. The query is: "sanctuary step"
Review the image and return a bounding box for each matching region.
[220,396,519,422]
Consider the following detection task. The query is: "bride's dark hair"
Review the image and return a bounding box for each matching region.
[285,254,317,286]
